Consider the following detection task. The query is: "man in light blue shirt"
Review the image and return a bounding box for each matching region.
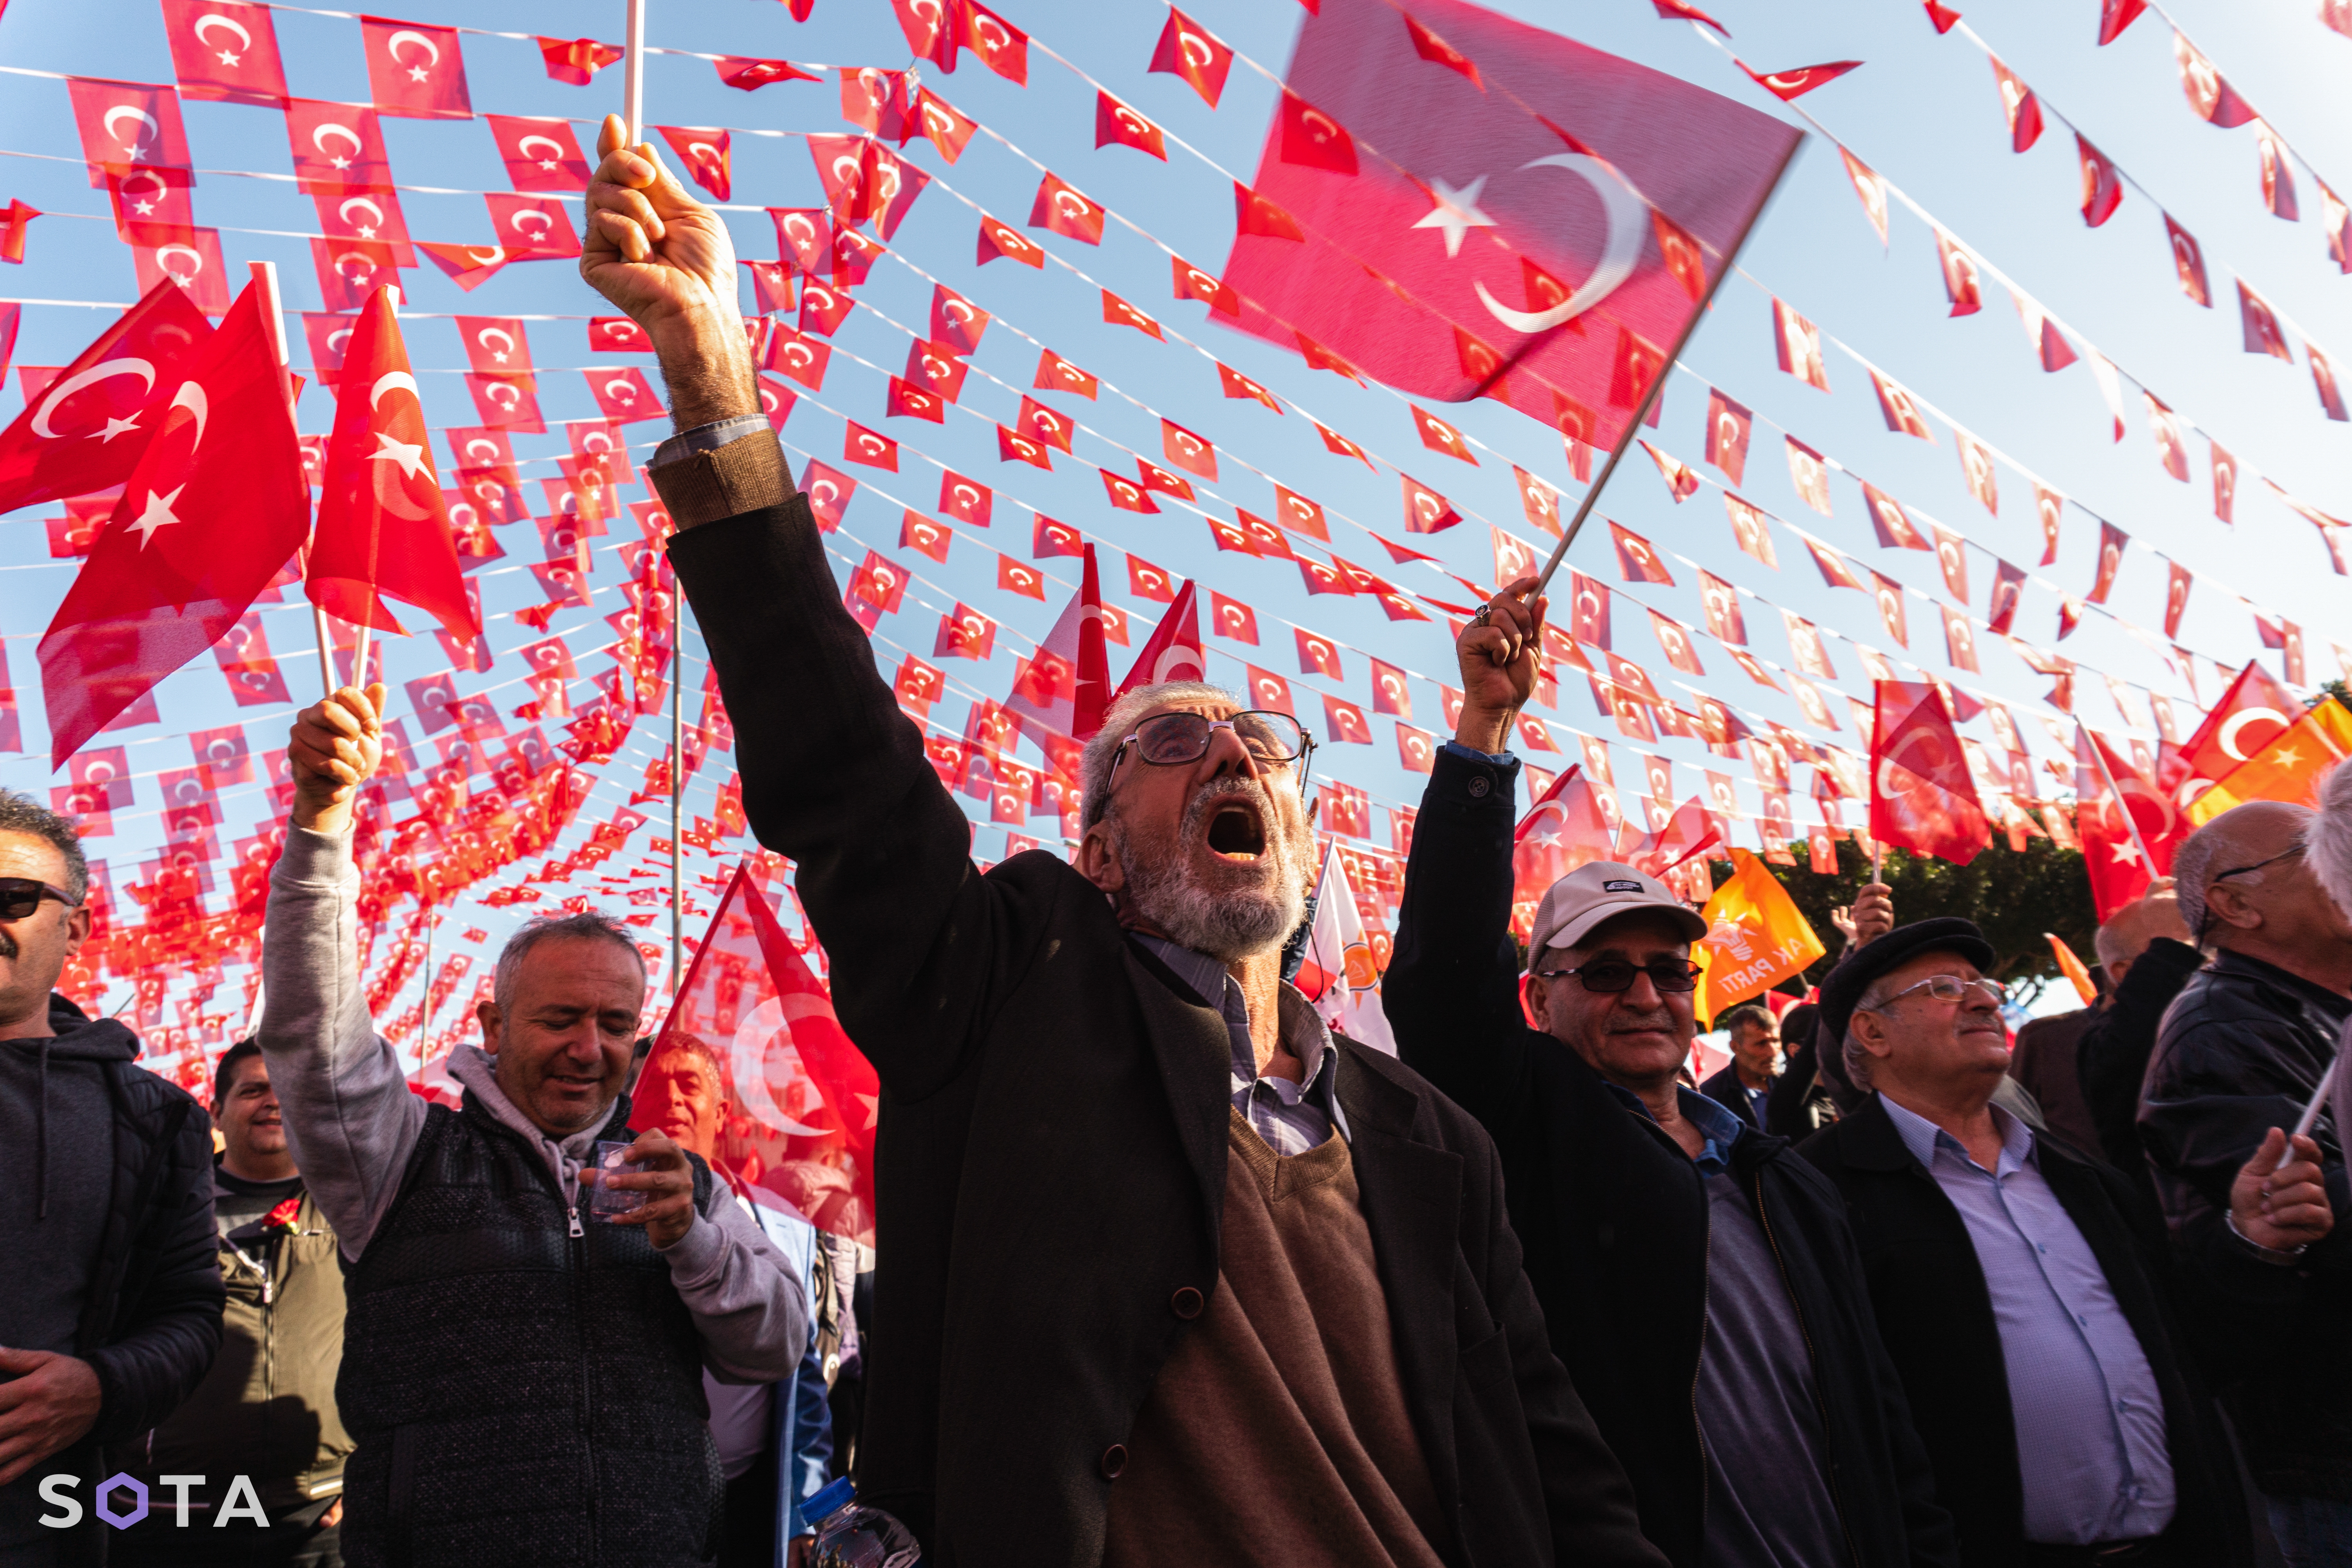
[1800,916,2302,1568]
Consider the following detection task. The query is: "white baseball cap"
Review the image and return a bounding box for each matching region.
[1527,860,1707,969]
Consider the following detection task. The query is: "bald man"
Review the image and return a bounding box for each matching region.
[2141,800,2352,1562]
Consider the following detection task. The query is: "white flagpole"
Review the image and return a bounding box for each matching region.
[347,283,403,695]
[2295,1051,2340,1140]
[624,0,646,147]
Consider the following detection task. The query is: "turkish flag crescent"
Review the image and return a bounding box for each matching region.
[2164,660,2295,806]
[360,16,472,119]
[1868,680,1991,865]
[2074,727,2155,918]
[308,287,475,639]
[1218,0,1798,456]
[39,279,310,764]
[1114,579,1205,698]
[0,279,214,514]
[642,863,877,1247]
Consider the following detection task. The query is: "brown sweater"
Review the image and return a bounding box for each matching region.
[1103,1109,1449,1568]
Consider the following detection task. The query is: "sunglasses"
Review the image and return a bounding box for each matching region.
[1109,711,1315,794]
[0,878,81,921]
[1531,958,1704,994]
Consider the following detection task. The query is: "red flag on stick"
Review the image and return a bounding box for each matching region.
[641,864,877,1246]
[1868,680,1991,865]
[1217,0,1798,454]
[1006,543,1110,740]
[2075,726,2156,918]
[308,286,475,638]
[39,277,309,763]
[1114,579,1205,697]
[1510,765,1616,942]
[0,279,213,514]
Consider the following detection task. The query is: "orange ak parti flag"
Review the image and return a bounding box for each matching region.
[1691,848,1825,1027]
[639,863,879,1246]
[2048,933,2098,1005]
[1869,679,1992,866]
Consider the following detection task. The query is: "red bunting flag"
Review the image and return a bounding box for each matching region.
[2238,279,2294,361]
[1115,579,1206,695]
[716,56,820,90]
[2259,125,2299,220]
[1511,766,1617,941]
[1840,147,1890,247]
[656,127,733,202]
[40,279,309,763]
[1149,7,1234,107]
[976,211,1044,268]
[1738,59,1863,101]
[1869,367,1935,440]
[1869,681,1990,866]
[1096,93,1166,159]
[359,16,471,119]
[537,36,622,86]
[1773,298,1830,390]
[1702,388,1750,485]
[2078,135,2124,227]
[1989,56,2043,151]
[68,77,193,183]
[2173,34,2256,127]
[1031,173,1105,245]
[162,0,290,106]
[1160,419,1217,479]
[0,200,39,263]
[484,115,590,191]
[1610,521,1675,585]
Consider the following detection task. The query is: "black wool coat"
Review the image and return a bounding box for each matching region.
[1383,746,1957,1568]
[668,499,1664,1568]
[1800,1097,2250,1568]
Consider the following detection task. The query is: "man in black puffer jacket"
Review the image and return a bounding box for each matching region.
[0,791,225,1567]
[2141,800,2352,1559]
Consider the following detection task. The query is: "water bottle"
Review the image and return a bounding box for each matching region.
[804,1477,922,1568]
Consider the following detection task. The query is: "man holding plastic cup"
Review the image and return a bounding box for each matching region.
[260,682,809,1566]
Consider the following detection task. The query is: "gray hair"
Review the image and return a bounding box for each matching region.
[1841,972,1906,1092]
[1078,681,1240,832]
[2311,759,2352,923]
[492,909,646,1016]
[0,789,89,902]
[2091,918,2129,976]
[1719,1003,1774,1039]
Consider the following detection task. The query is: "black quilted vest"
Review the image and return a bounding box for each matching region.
[336,1090,722,1568]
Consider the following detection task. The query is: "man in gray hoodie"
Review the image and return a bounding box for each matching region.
[0,789,223,1567]
[260,684,808,1568]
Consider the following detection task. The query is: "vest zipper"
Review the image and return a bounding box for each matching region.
[569,1186,597,1560]
[1751,1165,1861,1568]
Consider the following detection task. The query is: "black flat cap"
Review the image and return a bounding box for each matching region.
[1816,917,1998,1049]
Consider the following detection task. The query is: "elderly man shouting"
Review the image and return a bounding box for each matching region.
[1385,581,1956,1568]
[261,684,809,1567]
[574,115,1659,1568]
[1803,918,2296,1567]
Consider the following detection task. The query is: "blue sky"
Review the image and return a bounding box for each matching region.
[0,0,2346,1053]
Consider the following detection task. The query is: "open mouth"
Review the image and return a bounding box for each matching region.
[1206,802,1267,859]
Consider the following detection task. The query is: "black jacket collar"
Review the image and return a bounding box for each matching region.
[2207,947,2352,1023]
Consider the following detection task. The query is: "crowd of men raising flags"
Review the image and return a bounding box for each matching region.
[11,115,2352,1568]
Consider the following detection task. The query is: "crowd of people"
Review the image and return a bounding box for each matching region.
[6,114,2352,1568]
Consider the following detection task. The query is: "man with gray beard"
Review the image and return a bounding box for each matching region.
[577,108,1662,1568]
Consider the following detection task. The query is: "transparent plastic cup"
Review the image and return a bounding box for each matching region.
[805,1477,921,1567]
[588,1139,647,1221]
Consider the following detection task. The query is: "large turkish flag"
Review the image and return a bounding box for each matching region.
[1218,0,1797,453]
[1869,680,1991,866]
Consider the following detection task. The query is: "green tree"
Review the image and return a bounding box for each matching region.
[1711,837,2098,1005]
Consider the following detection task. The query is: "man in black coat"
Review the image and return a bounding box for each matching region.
[1804,918,2284,1568]
[1699,1004,1778,1129]
[1384,582,1956,1568]
[0,791,225,1567]
[2141,801,2352,1559]
[579,116,1661,1568]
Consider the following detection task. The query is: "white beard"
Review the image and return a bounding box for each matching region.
[1114,776,1313,961]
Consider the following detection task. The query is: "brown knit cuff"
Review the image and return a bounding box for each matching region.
[648,425,792,530]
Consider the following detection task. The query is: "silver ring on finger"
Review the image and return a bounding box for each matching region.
[1472,603,1494,626]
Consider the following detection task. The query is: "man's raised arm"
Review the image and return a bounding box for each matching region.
[578,117,1020,1097]
[258,682,426,1259]
[1385,580,1545,1120]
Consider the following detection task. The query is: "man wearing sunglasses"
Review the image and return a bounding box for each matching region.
[0,791,224,1567]
[1804,918,2285,1566]
[575,120,1662,1568]
[2141,800,2352,1564]
[1386,581,1958,1568]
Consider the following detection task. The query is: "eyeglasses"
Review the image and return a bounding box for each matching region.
[1108,711,1314,791]
[0,878,80,921]
[1531,958,1704,994]
[1869,974,2009,1009]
